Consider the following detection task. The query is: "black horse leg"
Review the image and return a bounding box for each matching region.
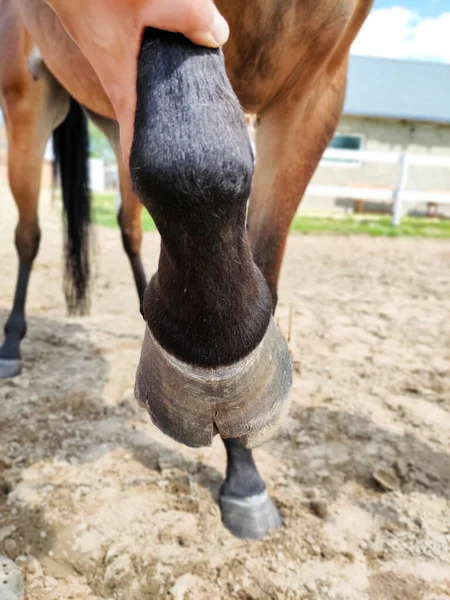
[0,259,35,377]
[219,438,282,539]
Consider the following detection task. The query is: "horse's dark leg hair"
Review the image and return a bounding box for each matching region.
[0,259,36,371]
[221,439,266,498]
[130,28,272,367]
[0,195,41,377]
[219,292,281,537]
[0,188,41,374]
[218,289,282,537]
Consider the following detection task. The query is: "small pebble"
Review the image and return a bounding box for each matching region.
[317,469,331,480]
[342,551,355,562]
[0,525,16,542]
[27,559,43,576]
[413,471,430,488]
[4,539,18,555]
[414,516,424,529]
[305,581,317,593]
[304,488,319,501]
[310,499,329,520]
[373,467,400,491]
[394,459,408,479]
[16,556,29,563]
[359,541,368,551]
[398,516,409,527]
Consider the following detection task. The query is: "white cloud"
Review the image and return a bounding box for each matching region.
[351,6,450,63]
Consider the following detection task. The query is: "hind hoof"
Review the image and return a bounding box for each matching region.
[219,490,282,540]
[0,359,21,379]
[0,556,25,600]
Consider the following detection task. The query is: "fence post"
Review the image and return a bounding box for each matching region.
[115,188,122,213]
[392,152,408,226]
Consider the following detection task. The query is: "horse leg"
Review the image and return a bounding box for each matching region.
[86,111,147,306]
[0,61,69,378]
[132,29,292,449]
[219,438,281,539]
[219,65,348,538]
[0,103,44,377]
[248,65,347,305]
[117,162,147,305]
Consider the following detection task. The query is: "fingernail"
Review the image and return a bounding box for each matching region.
[211,12,229,46]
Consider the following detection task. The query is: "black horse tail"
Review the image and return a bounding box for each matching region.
[53,97,91,316]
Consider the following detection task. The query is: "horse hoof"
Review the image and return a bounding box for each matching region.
[135,316,292,449]
[0,556,25,600]
[219,490,282,540]
[0,359,21,379]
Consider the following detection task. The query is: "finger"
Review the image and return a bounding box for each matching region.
[141,0,229,47]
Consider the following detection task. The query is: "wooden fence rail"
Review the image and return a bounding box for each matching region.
[306,149,450,225]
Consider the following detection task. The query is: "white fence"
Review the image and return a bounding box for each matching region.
[306,149,450,225]
[89,158,106,193]
[45,139,106,192]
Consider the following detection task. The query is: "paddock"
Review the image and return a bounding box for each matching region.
[0,189,449,599]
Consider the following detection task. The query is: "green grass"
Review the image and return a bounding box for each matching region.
[93,192,450,239]
[93,192,155,231]
[289,215,450,238]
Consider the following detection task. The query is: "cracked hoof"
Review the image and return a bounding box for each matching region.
[219,490,282,540]
[0,556,24,600]
[0,359,21,379]
[135,316,292,448]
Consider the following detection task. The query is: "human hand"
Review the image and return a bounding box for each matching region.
[44,0,229,164]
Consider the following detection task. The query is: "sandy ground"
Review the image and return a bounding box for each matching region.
[0,191,449,600]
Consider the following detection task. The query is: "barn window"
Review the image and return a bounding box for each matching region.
[322,133,364,166]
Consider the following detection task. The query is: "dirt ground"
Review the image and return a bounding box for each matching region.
[0,192,449,600]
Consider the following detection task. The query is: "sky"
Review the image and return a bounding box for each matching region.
[351,0,450,63]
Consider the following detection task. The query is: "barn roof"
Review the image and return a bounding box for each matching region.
[344,55,450,125]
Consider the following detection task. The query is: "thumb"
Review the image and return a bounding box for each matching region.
[142,0,229,48]
[184,0,230,48]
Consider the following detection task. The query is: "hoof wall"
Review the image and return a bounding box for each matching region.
[220,490,282,540]
[135,316,292,448]
[0,359,21,379]
[0,556,24,600]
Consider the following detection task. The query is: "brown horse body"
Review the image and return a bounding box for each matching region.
[0,0,373,539]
